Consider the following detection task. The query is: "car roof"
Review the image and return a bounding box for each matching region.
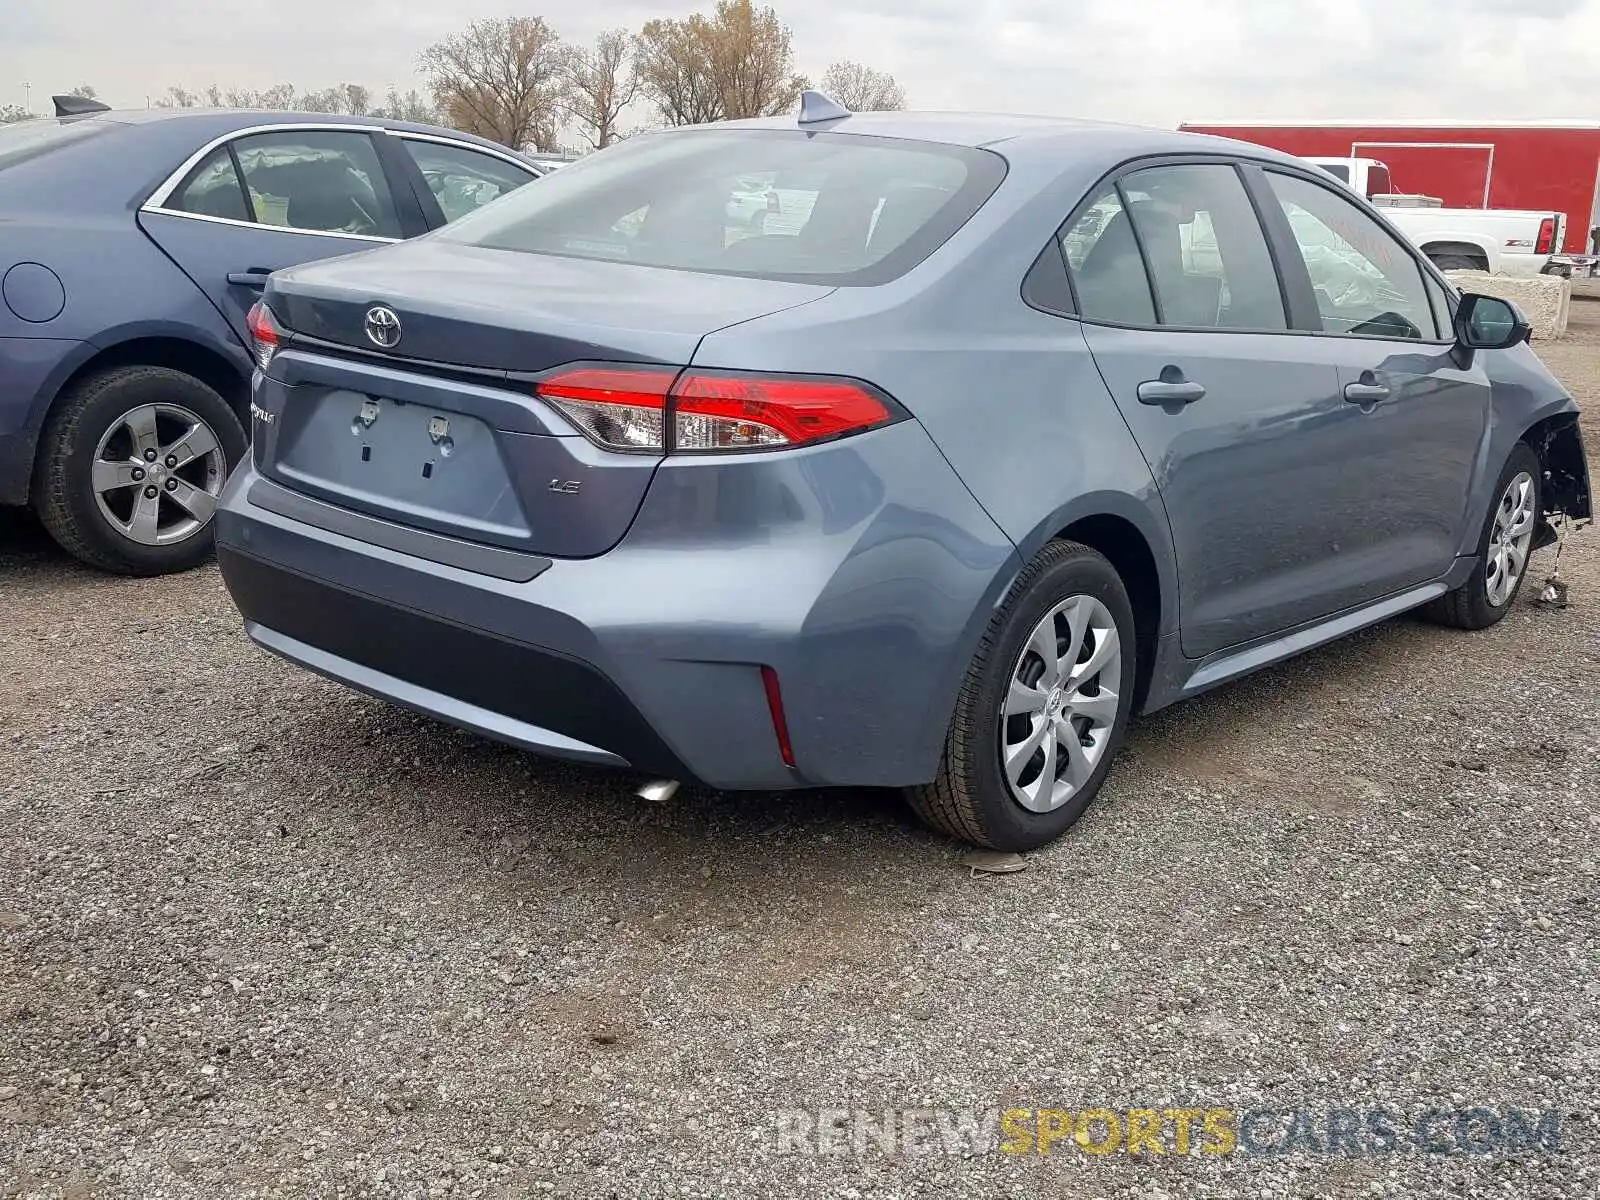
[714,109,1308,170]
[50,107,540,165]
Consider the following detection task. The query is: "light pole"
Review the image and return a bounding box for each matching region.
[21,81,30,115]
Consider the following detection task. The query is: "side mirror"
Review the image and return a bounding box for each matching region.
[1455,293,1531,350]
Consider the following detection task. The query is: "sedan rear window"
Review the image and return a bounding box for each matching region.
[436,129,1006,286]
[0,118,111,172]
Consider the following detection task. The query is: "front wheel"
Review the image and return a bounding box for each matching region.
[32,366,247,576]
[1423,443,1542,630]
[907,540,1137,851]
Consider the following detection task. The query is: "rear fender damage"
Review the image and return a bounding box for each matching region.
[1526,413,1592,550]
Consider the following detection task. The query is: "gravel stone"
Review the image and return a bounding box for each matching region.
[3,307,1599,1198]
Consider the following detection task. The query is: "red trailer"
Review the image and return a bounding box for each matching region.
[1178,120,1600,256]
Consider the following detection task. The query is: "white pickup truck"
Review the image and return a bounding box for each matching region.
[1304,156,1564,277]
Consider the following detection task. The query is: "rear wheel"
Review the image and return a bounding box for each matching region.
[1429,252,1485,273]
[908,540,1137,851]
[1423,443,1542,630]
[33,366,247,576]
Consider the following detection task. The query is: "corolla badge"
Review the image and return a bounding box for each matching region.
[364,305,402,349]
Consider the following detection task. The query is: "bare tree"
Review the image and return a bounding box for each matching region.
[256,83,297,110]
[375,87,441,124]
[634,14,723,127]
[420,17,569,151]
[820,61,905,111]
[567,28,637,149]
[68,85,97,101]
[296,87,341,113]
[342,83,372,116]
[0,105,30,124]
[711,0,807,120]
[636,1,805,126]
[156,86,199,109]
[150,81,389,117]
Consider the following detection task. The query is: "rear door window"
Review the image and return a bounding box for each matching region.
[1060,186,1158,326]
[167,147,253,222]
[399,139,537,224]
[1120,163,1288,330]
[229,130,402,239]
[435,129,1006,286]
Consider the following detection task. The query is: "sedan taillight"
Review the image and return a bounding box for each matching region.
[246,301,284,370]
[536,364,900,454]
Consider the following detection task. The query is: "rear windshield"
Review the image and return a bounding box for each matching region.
[436,129,1006,286]
[0,118,111,172]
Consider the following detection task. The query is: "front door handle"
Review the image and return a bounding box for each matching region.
[227,269,273,288]
[1343,375,1391,405]
[1136,378,1206,406]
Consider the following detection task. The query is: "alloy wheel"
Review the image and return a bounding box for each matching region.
[91,403,227,546]
[1486,470,1536,608]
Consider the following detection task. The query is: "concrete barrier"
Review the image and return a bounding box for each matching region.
[1443,270,1570,341]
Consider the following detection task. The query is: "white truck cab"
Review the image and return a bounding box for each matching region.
[1303,156,1564,277]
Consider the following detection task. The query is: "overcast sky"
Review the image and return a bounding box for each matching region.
[6,0,1600,128]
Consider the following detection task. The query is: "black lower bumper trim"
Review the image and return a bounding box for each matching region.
[217,547,689,778]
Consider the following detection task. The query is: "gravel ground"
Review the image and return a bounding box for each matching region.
[3,310,1599,1200]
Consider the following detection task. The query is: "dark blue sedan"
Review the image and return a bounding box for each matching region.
[0,96,542,573]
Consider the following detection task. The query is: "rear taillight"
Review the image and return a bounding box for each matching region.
[246,301,283,370]
[535,366,675,452]
[535,365,899,454]
[1536,217,1557,255]
[672,373,894,451]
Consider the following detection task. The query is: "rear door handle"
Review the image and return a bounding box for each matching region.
[227,269,273,288]
[1136,379,1206,406]
[1343,378,1391,405]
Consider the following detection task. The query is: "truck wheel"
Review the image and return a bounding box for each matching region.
[1429,252,1484,272]
[906,540,1137,851]
[33,366,247,576]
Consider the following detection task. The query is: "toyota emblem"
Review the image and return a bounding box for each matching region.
[364,305,402,349]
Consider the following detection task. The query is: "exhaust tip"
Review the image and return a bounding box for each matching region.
[636,779,681,804]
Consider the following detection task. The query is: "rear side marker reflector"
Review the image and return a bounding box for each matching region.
[761,665,796,768]
[534,364,899,454]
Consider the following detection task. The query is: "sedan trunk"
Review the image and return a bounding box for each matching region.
[253,241,833,558]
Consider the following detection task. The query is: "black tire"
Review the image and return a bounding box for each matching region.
[1429,252,1485,273]
[32,366,247,576]
[907,540,1138,851]
[1423,443,1542,630]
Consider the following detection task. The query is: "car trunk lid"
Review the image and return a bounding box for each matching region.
[253,242,833,559]
[268,239,830,372]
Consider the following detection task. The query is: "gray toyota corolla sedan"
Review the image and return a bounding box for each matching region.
[215,98,1592,851]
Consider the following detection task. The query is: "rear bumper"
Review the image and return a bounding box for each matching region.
[214,424,1019,791]
[219,546,690,776]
